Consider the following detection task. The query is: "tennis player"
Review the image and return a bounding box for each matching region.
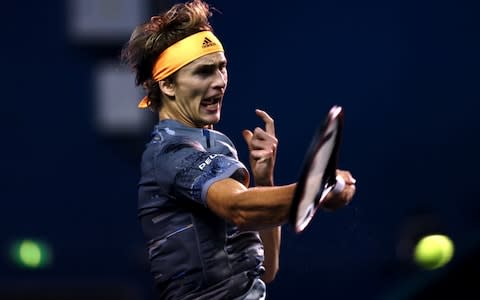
[121,1,356,299]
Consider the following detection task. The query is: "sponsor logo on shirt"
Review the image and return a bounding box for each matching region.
[199,154,218,170]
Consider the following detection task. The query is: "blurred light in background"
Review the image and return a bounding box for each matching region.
[94,62,151,137]
[9,239,53,269]
[67,0,148,45]
[67,0,153,138]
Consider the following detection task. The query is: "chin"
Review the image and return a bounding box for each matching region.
[203,114,221,126]
[206,119,220,127]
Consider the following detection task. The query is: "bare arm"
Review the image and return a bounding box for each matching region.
[206,178,295,230]
[242,109,282,282]
[206,170,356,230]
[207,109,356,283]
[209,112,293,226]
[259,226,281,283]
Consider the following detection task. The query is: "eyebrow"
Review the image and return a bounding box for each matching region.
[191,58,227,71]
[198,59,226,67]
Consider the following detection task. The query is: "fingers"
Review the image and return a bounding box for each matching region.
[243,109,278,162]
[250,127,277,152]
[243,129,276,162]
[244,131,275,156]
[255,109,275,137]
[344,184,356,201]
[336,169,356,185]
[242,129,253,150]
[251,127,277,144]
[321,180,356,211]
[321,169,356,211]
[249,149,275,161]
[251,109,277,150]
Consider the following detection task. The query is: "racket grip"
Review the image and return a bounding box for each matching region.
[331,175,346,194]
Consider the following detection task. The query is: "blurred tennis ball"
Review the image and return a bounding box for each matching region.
[413,234,454,270]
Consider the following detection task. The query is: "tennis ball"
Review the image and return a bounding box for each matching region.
[413,234,454,270]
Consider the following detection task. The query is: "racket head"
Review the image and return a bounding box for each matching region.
[289,105,344,233]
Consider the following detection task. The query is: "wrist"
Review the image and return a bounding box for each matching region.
[254,177,274,187]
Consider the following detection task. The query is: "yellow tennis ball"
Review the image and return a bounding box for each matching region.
[414,234,454,270]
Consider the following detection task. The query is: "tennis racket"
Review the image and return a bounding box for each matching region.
[290,105,345,233]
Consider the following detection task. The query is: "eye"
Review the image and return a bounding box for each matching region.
[195,65,215,76]
[219,62,227,73]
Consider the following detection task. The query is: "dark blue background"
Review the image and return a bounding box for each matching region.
[1,0,479,299]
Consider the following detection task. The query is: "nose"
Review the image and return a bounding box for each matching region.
[212,69,228,90]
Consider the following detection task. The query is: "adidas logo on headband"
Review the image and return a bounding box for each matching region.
[202,37,216,48]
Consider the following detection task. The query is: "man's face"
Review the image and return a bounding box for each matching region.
[164,52,228,128]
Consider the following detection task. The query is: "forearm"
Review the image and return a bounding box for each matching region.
[259,226,281,283]
[207,178,296,230]
[255,175,281,282]
[252,173,274,187]
[233,184,294,229]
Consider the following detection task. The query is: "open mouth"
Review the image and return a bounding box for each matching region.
[201,95,222,110]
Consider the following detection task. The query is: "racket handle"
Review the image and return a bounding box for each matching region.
[331,175,346,194]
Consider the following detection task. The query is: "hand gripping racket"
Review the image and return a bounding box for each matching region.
[290,105,345,233]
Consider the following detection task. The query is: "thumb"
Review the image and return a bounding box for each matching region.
[242,129,253,150]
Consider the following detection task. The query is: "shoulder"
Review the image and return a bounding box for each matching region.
[149,125,206,154]
[210,128,235,146]
[208,129,239,159]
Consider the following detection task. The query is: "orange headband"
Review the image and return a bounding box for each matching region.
[138,31,224,108]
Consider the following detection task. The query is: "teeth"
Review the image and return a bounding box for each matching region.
[202,96,221,105]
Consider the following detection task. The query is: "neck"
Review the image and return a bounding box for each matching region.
[158,110,213,129]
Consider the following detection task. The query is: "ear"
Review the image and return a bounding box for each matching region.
[158,80,175,97]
